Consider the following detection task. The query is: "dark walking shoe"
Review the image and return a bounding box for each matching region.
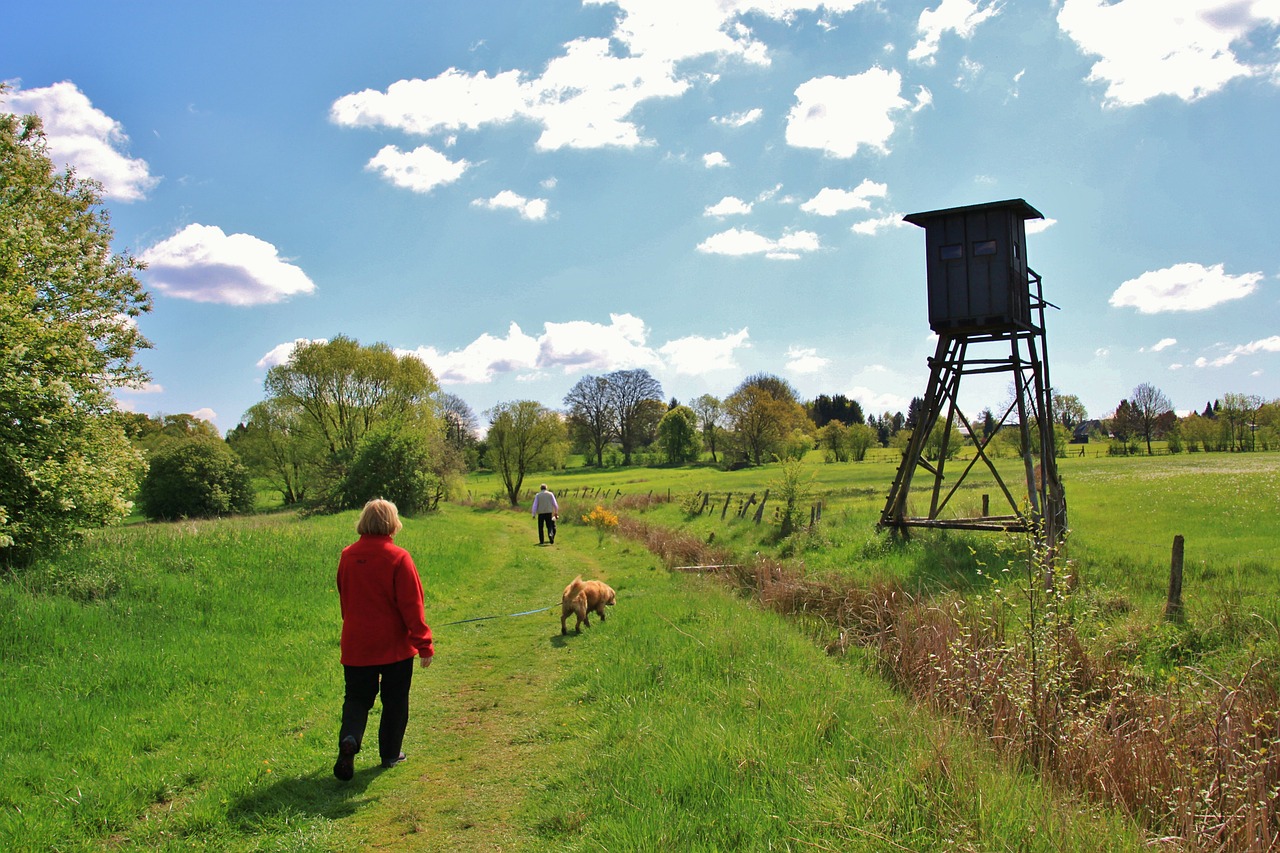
[381,752,407,769]
[333,735,358,781]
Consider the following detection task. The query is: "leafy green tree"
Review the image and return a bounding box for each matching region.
[124,412,222,455]
[818,421,851,462]
[923,422,964,461]
[137,441,255,521]
[563,375,614,467]
[264,336,438,457]
[690,394,725,462]
[341,425,444,515]
[656,405,701,464]
[1,108,152,566]
[259,336,449,509]
[484,401,567,506]
[1052,392,1088,430]
[724,374,811,466]
[227,399,320,505]
[847,423,876,461]
[1219,392,1263,451]
[606,369,663,465]
[772,457,815,538]
[808,393,864,427]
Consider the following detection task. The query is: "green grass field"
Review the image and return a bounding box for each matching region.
[2,449,1275,850]
[2,499,1154,851]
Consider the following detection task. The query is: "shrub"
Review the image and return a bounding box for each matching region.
[137,442,255,521]
[340,427,444,515]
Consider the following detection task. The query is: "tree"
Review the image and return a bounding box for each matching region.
[606,369,663,465]
[656,405,701,464]
[724,374,811,466]
[260,336,445,509]
[1,108,152,566]
[564,375,614,467]
[847,423,876,461]
[808,394,864,427]
[772,457,815,538]
[483,401,567,506]
[818,421,851,462]
[439,393,478,451]
[1219,392,1263,451]
[341,425,445,515]
[1130,382,1174,455]
[264,336,438,458]
[1108,399,1140,454]
[690,394,725,463]
[227,399,319,505]
[820,420,876,462]
[137,441,255,521]
[1052,392,1088,430]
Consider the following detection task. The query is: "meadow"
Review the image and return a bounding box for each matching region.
[1,449,1275,850]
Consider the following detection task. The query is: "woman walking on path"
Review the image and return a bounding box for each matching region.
[531,483,559,545]
[333,499,434,781]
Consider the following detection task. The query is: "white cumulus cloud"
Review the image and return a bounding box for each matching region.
[697,227,821,260]
[1195,335,1280,368]
[705,196,753,216]
[713,108,763,127]
[660,327,751,374]
[800,179,888,216]
[257,339,327,369]
[472,190,549,220]
[785,346,830,374]
[785,68,912,157]
[366,144,470,193]
[1109,262,1262,313]
[141,225,317,306]
[910,0,1002,64]
[2,81,158,201]
[1057,0,1280,106]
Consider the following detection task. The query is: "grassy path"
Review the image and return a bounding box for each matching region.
[0,503,1147,851]
[346,506,598,850]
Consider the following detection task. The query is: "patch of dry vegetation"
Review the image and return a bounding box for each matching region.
[617,513,1280,852]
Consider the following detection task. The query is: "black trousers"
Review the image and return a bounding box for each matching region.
[537,512,557,543]
[339,656,414,764]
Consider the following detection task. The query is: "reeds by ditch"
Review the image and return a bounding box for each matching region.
[617,514,1280,852]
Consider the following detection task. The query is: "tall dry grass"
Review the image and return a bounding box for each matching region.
[617,514,1280,852]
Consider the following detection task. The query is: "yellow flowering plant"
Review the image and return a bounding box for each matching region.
[581,505,619,546]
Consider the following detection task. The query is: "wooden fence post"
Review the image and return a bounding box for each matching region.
[981,494,989,517]
[1164,534,1185,623]
[753,489,769,524]
[721,493,732,520]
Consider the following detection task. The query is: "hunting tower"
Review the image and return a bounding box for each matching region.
[880,198,1066,547]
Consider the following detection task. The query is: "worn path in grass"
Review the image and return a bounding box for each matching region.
[338,505,599,850]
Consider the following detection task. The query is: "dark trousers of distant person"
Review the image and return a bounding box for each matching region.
[538,512,557,544]
[339,656,413,765]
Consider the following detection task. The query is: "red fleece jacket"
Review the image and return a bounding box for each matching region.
[336,534,434,666]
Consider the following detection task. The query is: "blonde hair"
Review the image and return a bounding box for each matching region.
[356,499,403,537]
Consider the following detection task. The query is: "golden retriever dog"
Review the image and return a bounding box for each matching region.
[561,575,616,635]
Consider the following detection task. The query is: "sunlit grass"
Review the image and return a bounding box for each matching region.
[1,501,1150,851]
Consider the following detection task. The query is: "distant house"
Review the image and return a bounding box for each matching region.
[1071,419,1105,443]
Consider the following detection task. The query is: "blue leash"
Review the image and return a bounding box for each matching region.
[437,604,556,627]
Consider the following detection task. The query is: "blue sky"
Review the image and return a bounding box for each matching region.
[5,0,1278,433]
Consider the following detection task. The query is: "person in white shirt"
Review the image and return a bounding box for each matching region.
[531,484,559,545]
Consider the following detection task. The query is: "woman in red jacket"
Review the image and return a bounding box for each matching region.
[333,499,434,781]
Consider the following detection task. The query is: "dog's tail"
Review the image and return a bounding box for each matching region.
[565,575,585,597]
